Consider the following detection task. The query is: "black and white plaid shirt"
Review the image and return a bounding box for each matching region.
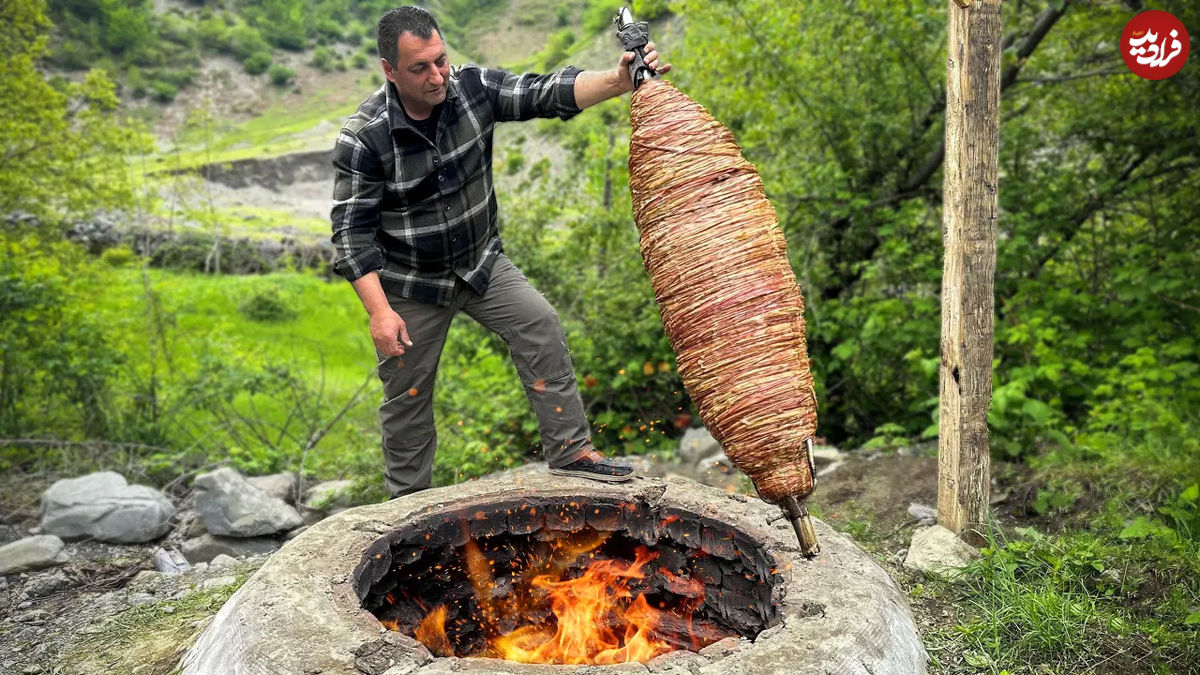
[330,64,583,306]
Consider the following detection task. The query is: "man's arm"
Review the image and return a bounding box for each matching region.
[330,129,412,357]
[573,42,671,110]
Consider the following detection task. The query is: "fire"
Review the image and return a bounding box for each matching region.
[403,529,709,665]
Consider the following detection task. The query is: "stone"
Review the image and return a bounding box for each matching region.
[695,455,744,492]
[209,554,237,569]
[25,569,71,598]
[906,503,937,525]
[284,525,310,541]
[193,467,303,537]
[175,510,208,538]
[247,472,300,505]
[199,575,239,590]
[903,524,980,576]
[697,636,743,660]
[0,535,68,574]
[181,534,280,564]
[303,480,355,511]
[678,427,722,464]
[39,471,175,543]
[810,445,846,477]
[153,547,191,574]
[181,474,928,675]
[648,649,707,673]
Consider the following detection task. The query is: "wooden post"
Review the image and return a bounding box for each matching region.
[938,0,1001,547]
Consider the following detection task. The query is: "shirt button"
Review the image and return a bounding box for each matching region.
[433,156,440,165]
[438,174,445,182]
[444,204,451,212]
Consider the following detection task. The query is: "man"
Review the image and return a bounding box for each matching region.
[330,6,671,498]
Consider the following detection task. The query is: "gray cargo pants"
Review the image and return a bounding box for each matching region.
[374,254,592,498]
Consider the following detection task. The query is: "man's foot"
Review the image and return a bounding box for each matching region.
[549,450,635,483]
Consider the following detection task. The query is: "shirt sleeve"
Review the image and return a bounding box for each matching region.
[329,128,386,283]
[476,65,584,123]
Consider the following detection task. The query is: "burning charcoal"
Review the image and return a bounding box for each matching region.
[427,517,463,547]
[653,546,687,574]
[690,556,722,585]
[544,500,586,531]
[753,547,775,581]
[354,539,394,602]
[647,614,736,651]
[660,509,702,546]
[584,501,625,531]
[700,522,738,560]
[468,508,509,539]
[621,501,659,545]
[722,570,756,597]
[507,503,544,535]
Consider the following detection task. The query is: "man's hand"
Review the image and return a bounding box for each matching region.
[617,41,671,93]
[371,307,413,357]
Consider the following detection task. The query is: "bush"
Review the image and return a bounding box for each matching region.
[243,51,272,75]
[228,24,270,60]
[351,52,368,69]
[268,65,295,87]
[100,246,137,267]
[238,286,297,323]
[311,46,335,72]
[150,79,178,102]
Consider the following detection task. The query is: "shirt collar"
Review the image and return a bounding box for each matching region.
[385,74,460,135]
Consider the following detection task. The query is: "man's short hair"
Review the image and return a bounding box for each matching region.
[377,6,442,66]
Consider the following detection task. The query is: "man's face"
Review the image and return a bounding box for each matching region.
[383,30,450,118]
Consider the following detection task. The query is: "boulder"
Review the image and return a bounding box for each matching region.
[181,534,280,564]
[906,503,938,526]
[303,480,355,511]
[0,535,69,574]
[194,468,303,537]
[904,524,980,576]
[678,427,722,464]
[40,472,175,543]
[247,472,300,505]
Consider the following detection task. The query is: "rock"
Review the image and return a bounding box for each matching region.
[904,524,980,576]
[25,569,71,598]
[128,592,157,606]
[199,575,239,590]
[40,472,175,543]
[175,510,208,538]
[303,480,354,511]
[811,445,846,477]
[647,649,707,673]
[209,554,237,569]
[698,636,743,660]
[906,503,937,525]
[194,467,303,537]
[695,454,744,492]
[181,534,280,564]
[129,570,163,590]
[283,525,310,541]
[0,535,69,574]
[153,547,191,574]
[678,427,721,464]
[247,472,300,505]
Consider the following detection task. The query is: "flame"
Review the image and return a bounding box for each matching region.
[490,546,672,665]
[415,605,453,657]
[406,529,706,665]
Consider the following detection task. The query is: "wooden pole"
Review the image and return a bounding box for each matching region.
[938,0,1001,547]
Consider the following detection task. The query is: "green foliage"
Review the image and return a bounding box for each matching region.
[539,28,575,70]
[268,64,296,87]
[0,0,153,220]
[310,45,335,72]
[150,79,178,102]
[243,51,272,75]
[237,286,297,323]
[100,245,137,267]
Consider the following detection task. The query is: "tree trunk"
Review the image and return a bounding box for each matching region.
[938,0,1002,547]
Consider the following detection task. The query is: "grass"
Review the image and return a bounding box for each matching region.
[60,573,249,675]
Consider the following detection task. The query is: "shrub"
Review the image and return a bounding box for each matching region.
[150,79,178,102]
[100,246,137,267]
[268,65,295,87]
[229,24,270,60]
[351,52,368,69]
[311,46,335,72]
[238,286,296,323]
[243,51,272,75]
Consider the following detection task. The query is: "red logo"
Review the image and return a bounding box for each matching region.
[1122,11,1189,80]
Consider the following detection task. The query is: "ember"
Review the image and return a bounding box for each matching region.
[354,497,783,665]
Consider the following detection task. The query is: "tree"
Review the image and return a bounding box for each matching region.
[0,0,152,222]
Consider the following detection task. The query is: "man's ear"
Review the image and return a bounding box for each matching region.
[381,58,396,84]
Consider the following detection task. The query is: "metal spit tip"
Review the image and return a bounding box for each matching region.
[780,494,820,557]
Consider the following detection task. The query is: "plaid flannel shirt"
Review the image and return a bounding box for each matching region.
[330,64,583,306]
